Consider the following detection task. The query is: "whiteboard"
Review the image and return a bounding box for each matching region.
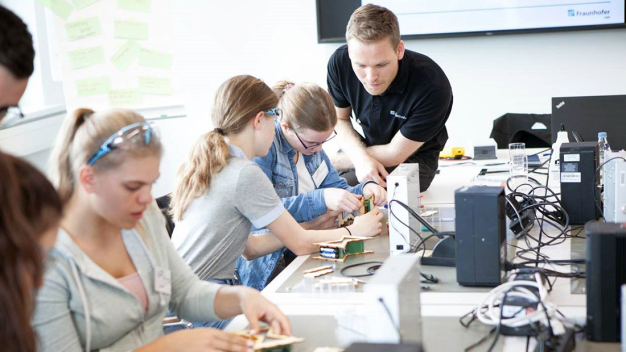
[37,0,185,118]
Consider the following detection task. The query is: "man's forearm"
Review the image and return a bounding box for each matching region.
[366,144,399,168]
[367,135,425,168]
[335,119,368,162]
[329,151,354,171]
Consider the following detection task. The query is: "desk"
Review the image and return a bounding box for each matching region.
[229,150,619,351]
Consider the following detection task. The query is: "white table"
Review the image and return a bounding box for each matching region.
[228,149,617,351]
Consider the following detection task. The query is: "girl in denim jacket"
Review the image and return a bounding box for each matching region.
[236,81,387,290]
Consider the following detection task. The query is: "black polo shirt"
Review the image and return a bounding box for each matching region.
[327,45,453,172]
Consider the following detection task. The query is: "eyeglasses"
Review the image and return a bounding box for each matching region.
[267,108,338,150]
[293,128,337,150]
[87,122,158,166]
[0,105,25,129]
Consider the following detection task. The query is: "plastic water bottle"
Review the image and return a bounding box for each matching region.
[598,132,611,185]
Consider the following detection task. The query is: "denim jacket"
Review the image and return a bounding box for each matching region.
[236,120,373,290]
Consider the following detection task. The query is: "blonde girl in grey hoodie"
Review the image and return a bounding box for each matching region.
[33,108,291,352]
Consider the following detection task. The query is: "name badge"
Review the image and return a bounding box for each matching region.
[312,161,330,187]
[154,266,171,295]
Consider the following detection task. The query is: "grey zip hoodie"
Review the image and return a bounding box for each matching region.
[32,202,221,351]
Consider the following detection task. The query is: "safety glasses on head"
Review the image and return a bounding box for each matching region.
[265,108,281,116]
[87,122,159,166]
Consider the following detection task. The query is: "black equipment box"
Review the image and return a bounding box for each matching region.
[586,222,626,342]
[455,186,506,287]
[560,142,599,225]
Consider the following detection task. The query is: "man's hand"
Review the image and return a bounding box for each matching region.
[355,155,388,187]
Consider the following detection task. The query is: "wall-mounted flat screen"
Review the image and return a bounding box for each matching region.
[317,0,626,42]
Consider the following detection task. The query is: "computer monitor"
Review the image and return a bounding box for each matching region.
[551,94,626,151]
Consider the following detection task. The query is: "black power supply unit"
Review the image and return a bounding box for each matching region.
[559,142,600,225]
[455,186,506,287]
[586,221,626,342]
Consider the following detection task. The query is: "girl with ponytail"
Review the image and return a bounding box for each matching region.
[236,81,387,290]
[170,75,383,326]
[35,108,290,351]
[0,153,62,352]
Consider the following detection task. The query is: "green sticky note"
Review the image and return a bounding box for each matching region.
[67,46,105,70]
[138,49,172,70]
[110,40,140,71]
[117,0,151,13]
[71,0,101,10]
[139,76,172,95]
[36,0,73,21]
[114,20,149,40]
[65,17,102,42]
[75,77,110,96]
[109,89,143,106]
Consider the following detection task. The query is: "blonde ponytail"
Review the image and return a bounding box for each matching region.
[49,108,162,205]
[170,75,278,221]
[49,108,94,204]
[272,81,337,132]
[272,80,296,100]
[171,130,229,221]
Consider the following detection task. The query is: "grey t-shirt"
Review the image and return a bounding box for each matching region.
[172,145,284,280]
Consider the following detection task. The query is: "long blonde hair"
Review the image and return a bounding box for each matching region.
[171,75,278,221]
[273,80,336,132]
[49,108,163,205]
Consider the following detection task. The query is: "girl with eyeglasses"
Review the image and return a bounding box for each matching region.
[170,75,383,326]
[34,108,290,352]
[235,81,388,290]
[0,152,62,352]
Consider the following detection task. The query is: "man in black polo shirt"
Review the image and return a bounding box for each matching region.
[327,4,452,191]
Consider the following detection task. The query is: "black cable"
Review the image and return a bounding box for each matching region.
[502,175,588,284]
[378,297,403,343]
[339,261,384,278]
[387,187,421,250]
[389,199,438,233]
[486,288,513,352]
[464,327,496,351]
[387,197,449,281]
[459,309,477,328]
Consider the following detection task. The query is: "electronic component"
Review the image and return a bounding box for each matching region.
[505,193,536,238]
[455,186,506,287]
[364,254,422,344]
[585,222,626,342]
[338,194,375,227]
[473,141,497,160]
[231,326,304,352]
[387,163,420,255]
[622,285,626,351]
[560,142,600,225]
[439,146,465,159]
[311,236,373,262]
[603,150,626,222]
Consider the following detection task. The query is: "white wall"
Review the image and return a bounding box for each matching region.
[7,0,626,196]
